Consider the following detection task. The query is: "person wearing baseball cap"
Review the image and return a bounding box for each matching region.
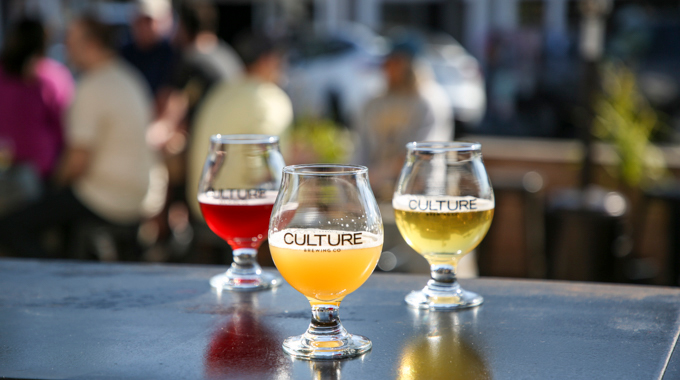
[355,32,453,201]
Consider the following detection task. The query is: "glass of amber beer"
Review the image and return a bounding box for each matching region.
[198,135,284,291]
[393,142,494,310]
[269,164,383,359]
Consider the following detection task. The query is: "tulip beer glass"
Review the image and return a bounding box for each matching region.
[269,164,383,359]
[198,135,284,291]
[393,142,494,309]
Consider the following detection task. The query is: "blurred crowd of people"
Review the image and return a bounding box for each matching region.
[0,0,452,262]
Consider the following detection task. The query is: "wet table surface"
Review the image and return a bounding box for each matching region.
[1,258,680,380]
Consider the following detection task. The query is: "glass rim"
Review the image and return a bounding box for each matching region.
[406,141,481,152]
[210,134,279,144]
[283,164,368,176]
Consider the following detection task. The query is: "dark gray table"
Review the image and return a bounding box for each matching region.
[1,258,679,380]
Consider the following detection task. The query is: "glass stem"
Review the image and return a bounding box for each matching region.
[305,304,349,341]
[229,248,261,276]
[427,261,461,292]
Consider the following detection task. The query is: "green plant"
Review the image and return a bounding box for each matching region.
[593,63,667,188]
[286,118,354,164]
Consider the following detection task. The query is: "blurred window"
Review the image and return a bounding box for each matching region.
[519,0,544,27]
[647,24,680,59]
[431,63,462,84]
[293,38,355,62]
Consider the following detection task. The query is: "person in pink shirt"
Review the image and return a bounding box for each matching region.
[0,18,74,179]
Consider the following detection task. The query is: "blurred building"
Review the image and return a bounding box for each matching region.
[2,0,680,285]
[1,1,674,64]
[307,0,569,65]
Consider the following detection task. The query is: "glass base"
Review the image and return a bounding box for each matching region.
[210,248,282,291]
[282,333,371,360]
[210,269,282,292]
[405,284,483,310]
[283,303,371,360]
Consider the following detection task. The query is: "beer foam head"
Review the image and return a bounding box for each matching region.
[198,189,278,205]
[392,195,494,213]
[269,229,383,250]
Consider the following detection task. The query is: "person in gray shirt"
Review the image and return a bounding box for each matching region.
[356,36,452,201]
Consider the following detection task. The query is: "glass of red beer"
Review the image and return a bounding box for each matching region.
[198,134,284,291]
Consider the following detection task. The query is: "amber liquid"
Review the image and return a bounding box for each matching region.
[269,230,382,305]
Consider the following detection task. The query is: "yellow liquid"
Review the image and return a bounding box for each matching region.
[394,208,493,265]
[269,231,382,306]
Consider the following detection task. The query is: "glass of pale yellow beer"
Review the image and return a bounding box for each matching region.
[393,142,494,310]
[269,164,384,359]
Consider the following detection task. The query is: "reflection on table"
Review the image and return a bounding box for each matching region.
[297,354,366,380]
[204,292,289,379]
[398,308,491,380]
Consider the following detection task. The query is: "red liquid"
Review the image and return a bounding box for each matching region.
[200,202,274,249]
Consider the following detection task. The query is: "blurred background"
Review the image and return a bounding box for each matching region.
[1,0,680,286]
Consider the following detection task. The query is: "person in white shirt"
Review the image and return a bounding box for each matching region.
[186,31,292,219]
[0,14,159,257]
